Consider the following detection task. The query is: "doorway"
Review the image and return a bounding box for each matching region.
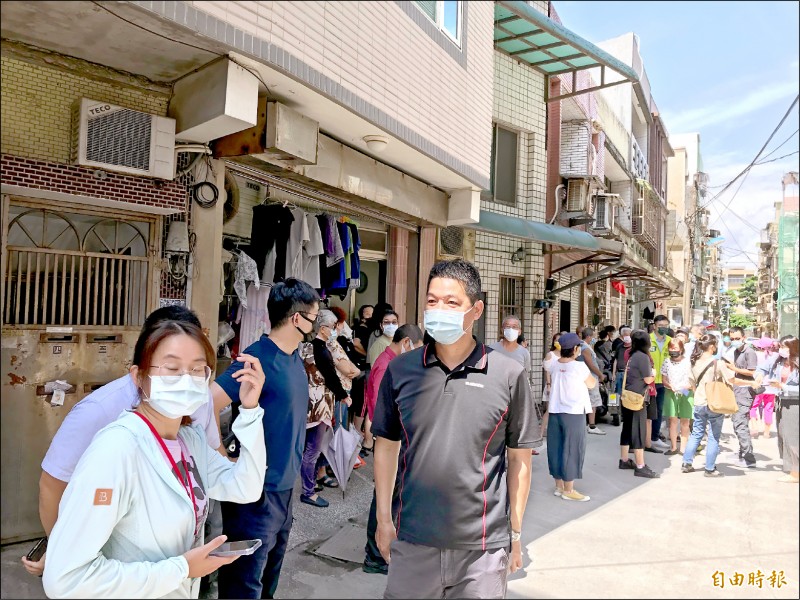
[559,300,571,334]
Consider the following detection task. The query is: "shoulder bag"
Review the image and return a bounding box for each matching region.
[696,360,738,415]
[621,363,645,411]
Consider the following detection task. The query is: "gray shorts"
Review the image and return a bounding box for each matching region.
[384,539,509,599]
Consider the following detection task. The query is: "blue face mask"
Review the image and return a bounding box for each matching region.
[723,336,731,344]
[730,340,743,349]
[424,306,474,345]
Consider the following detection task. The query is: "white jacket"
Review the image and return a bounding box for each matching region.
[43,406,266,599]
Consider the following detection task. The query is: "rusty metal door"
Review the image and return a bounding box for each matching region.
[1,196,160,543]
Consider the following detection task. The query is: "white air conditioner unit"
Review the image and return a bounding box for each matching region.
[591,195,614,232]
[565,179,588,212]
[71,98,176,179]
[438,226,465,258]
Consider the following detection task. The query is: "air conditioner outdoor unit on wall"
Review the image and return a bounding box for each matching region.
[566,179,589,212]
[71,98,176,180]
[591,195,614,232]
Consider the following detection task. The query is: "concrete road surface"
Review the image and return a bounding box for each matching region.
[3,417,798,599]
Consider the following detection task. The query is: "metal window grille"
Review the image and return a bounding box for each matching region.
[498,275,524,337]
[3,207,152,328]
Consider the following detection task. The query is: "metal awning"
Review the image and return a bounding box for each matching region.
[470,210,610,252]
[468,210,680,297]
[494,1,640,102]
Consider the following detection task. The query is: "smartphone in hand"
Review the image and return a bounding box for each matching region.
[26,537,47,562]
[209,539,262,557]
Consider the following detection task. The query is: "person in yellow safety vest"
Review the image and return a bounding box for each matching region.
[648,315,672,452]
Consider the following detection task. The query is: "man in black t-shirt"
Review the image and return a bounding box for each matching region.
[372,259,540,599]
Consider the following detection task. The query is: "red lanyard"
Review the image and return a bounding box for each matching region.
[133,411,198,529]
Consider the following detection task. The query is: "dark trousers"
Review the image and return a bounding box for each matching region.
[365,485,401,567]
[218,489,294,599]
[731,387,756,465]
[651,384,666,441]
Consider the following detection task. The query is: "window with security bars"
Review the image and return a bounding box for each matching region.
[498,276,524,338]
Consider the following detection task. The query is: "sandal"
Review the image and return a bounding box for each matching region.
[317,475,339,488]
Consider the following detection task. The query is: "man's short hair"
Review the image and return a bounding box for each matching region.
[502,314,521,328]
[620,326,632,335]
[598,329,609,341]
[654,314,669,325]
[427,259,481,304]
[394,324,424,344]
[729,326,745,337]
[268,278,320,328]
[581,327,595,339]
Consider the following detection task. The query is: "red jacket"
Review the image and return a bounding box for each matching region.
[365,346,397,420]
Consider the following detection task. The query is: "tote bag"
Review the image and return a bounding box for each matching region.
[621,364,645,411]
[704,361,738,415]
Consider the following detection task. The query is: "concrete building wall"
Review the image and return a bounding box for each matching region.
[560,120,591,176]
[182,0,496,186]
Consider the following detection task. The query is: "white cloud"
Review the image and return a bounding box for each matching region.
[663,80,799,133]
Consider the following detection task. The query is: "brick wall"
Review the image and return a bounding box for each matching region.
[560,120,590,176]
[1,55,190,301]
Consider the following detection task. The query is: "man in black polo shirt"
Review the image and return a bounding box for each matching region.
[372,259,540,599]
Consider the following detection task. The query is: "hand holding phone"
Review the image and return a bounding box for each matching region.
[26,537,47,562]
[208,539,262,557]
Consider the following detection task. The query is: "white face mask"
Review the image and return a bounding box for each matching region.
[400,340,410,354]
[779,347,791,359]
[146,374,209,419]
[503,328,520,342]
[383,324,399,338]
[341,322,353,340]
[424,306,474,345]
[623,336,632,345]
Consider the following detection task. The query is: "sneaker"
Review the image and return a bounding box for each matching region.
[664,449,682,456]
[587,426,607,435]
[362,561,389,575]
[651,439,670,450]
[553,488,564,497]
[561,489,590,502]
[634,465,660,478]
[619,458,636,470]
[704,469,724,478]
[644,446,664,454]
[681,463,695,473]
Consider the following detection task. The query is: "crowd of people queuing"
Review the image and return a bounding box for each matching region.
[540,319,800,503]
[17,256,799,599]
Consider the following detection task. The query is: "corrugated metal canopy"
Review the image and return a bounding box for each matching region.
[494,1,640,102]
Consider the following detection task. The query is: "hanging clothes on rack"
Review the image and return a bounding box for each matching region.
[303,213,325,288]
[323,214,345,267]
[285,207,310,280]
[347,222,361,291]
[249,203,295,283]
[237,282,272,350]
[233,250,259,309]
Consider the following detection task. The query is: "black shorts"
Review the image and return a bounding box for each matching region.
[646,397,658,420]
[350,375,365,418]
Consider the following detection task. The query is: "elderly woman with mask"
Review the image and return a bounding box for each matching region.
[299,309,353,508]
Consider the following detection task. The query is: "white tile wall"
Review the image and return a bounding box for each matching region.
[189,0,496,182]
[475,41,550,390]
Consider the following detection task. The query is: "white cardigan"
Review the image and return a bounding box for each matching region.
[43,406,266,599]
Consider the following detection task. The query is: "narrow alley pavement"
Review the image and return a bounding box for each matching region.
[3,417,797,599]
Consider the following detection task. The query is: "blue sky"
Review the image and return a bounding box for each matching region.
[553,1,800,270]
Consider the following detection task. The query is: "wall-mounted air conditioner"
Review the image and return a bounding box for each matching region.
[566,179,590,213]
[591,194,615,232]
[71,99,175,179]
